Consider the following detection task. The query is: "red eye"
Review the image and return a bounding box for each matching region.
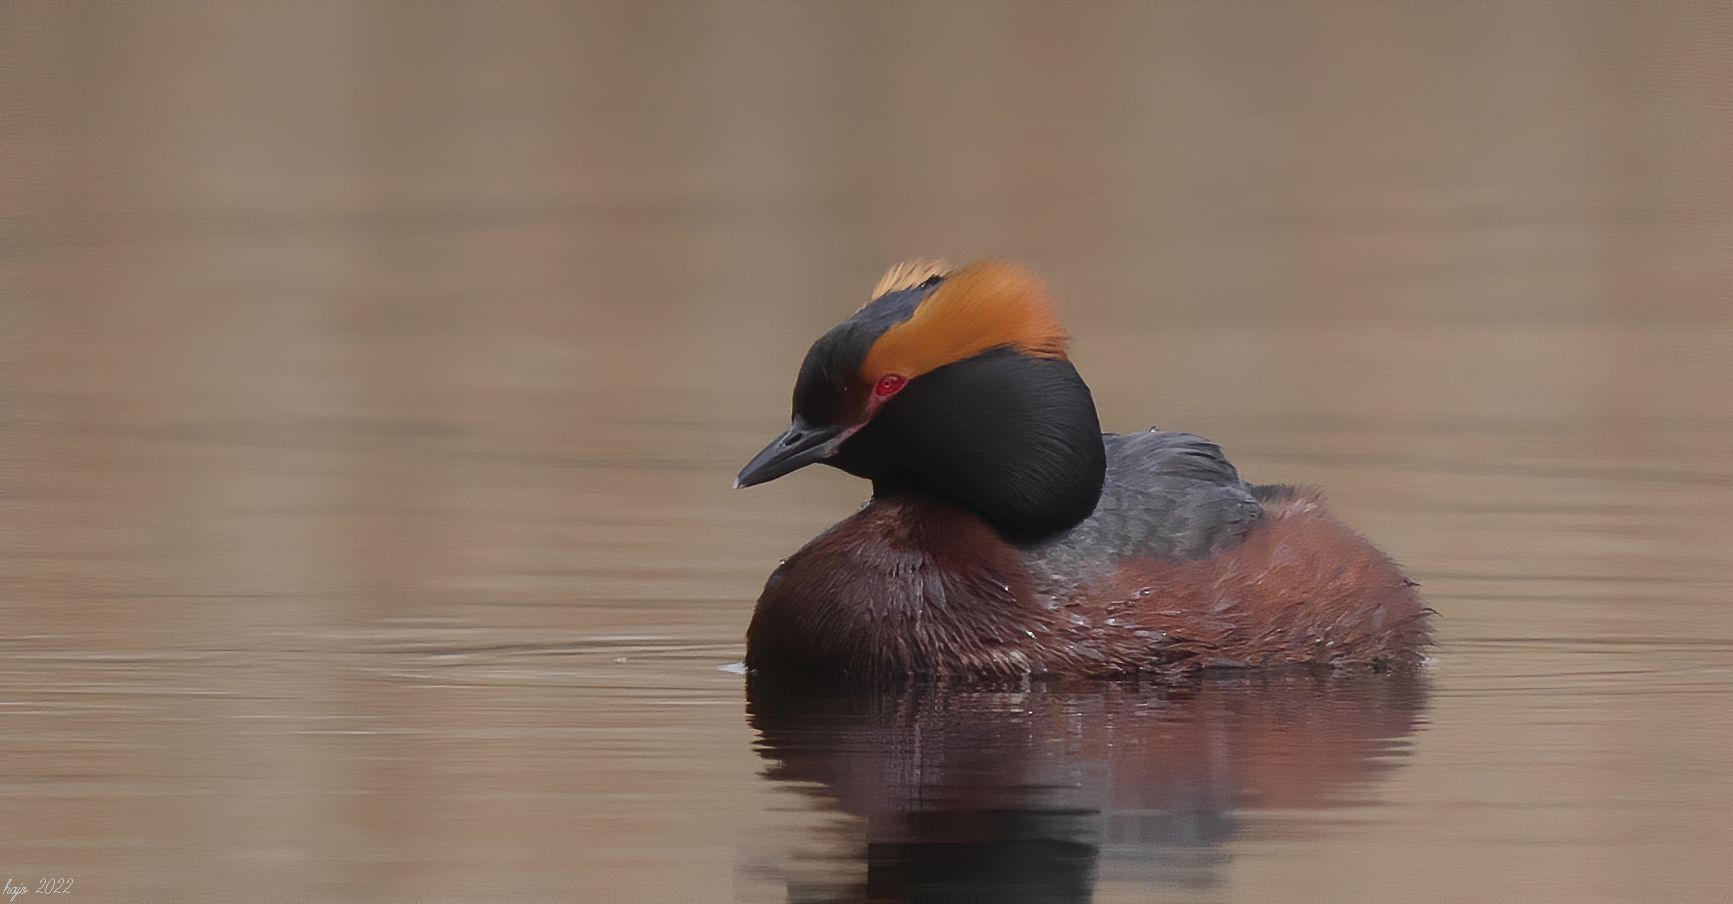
[874,374,907,398]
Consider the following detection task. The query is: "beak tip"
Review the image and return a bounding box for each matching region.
[731,476,744,490]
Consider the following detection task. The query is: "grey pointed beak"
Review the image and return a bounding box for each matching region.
[735,421,845,489]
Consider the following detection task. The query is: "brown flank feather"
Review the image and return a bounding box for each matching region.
[861,259,1070,386]
[1094,488,1431,673]
[745,488,1429,679]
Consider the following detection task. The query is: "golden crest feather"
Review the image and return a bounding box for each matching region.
[866,259,954,306]
[861,259,1069,383]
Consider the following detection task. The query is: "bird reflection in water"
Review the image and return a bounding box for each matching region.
[746,673,1428,903]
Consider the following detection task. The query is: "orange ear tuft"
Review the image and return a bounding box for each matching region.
[862,259,1069,383]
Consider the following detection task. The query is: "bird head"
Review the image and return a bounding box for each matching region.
[737,258,1106,542]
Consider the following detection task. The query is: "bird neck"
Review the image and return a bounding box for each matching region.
[842,350,1107,545]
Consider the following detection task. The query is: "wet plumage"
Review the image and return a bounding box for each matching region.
[737,259,1430,679]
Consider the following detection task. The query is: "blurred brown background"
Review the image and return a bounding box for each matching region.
[3,3,1732,902]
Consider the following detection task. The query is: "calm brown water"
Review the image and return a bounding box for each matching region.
[4,4,1733,902]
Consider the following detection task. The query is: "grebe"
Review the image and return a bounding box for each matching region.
[737,259,1429,679]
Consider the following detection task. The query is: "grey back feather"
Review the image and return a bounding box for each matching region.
[1025,430,1263,589]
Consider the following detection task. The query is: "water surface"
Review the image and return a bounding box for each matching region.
[3,4,1732,901]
